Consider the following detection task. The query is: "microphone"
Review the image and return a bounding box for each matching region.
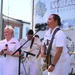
[4,44,8,57]
[35,23,48,31]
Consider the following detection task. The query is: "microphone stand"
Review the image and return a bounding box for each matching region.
[12,29,40,75]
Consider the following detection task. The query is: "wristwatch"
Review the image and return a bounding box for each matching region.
[51,64,55,67]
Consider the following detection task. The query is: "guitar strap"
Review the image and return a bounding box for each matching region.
[26,38,34,57]
[46,28,60,68]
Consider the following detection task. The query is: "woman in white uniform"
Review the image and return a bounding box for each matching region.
[0,26,20,75]
[41,14,70,75]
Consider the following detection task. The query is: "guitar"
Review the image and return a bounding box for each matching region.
[42,40,51,71]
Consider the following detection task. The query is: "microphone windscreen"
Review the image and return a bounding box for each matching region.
[4,44,8,57]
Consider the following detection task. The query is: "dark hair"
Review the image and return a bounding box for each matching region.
[27,29,34,35]
[51,14,61,26]
[35,35,39,38]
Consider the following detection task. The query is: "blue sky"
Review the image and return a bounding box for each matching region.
[3,0,32,22]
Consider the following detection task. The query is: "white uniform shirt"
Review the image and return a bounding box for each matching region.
[0,37,20,75]
[20,37,42,58]
[43,26,68,62]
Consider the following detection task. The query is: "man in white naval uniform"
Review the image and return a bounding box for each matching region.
[20,29,42,75]
[41,14,70,75]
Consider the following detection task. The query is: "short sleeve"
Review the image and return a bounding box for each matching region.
[55,30,66,47]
